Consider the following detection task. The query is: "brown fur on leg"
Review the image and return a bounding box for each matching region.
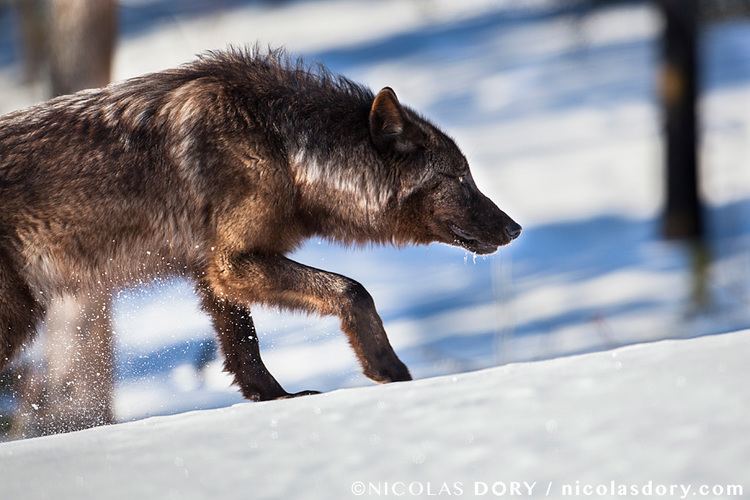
[0,250,45,372]
[206,253,411,385]
[196,281,317,401]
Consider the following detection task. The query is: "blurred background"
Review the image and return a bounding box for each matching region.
[0,0,748,439]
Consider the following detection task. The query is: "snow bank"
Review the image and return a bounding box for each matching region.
[1,331,747,499]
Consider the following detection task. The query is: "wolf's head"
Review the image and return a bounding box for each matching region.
[370,88,521,255]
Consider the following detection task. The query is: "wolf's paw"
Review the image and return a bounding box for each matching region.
[277,390,321,400]
[365,357,412,384]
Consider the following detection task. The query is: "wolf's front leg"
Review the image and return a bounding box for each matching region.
[197,282,319,401]
[206,254,412,385]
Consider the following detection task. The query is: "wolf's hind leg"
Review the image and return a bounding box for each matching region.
[0,250,45,371]
[196,282,317,401]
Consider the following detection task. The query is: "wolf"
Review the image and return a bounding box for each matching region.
[0,48,521,401]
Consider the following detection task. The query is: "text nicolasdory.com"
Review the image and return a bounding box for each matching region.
[350,480,744,498]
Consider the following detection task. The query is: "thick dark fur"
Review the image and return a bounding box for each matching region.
[0,48,520,400]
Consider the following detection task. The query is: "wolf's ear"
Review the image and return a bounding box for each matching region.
[369,87,425,153]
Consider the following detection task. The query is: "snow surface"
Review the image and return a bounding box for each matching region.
[1,0,749,424]
[1,331,748,499]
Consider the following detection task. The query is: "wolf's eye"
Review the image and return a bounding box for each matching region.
[438,172,463,182]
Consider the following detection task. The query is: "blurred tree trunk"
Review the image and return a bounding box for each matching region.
[48,0,117,95]
[10,0,118,438]
[658,0,711,308]
[14,0,47,82]
[659,0,702,240]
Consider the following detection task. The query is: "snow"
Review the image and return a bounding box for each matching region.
[0,1,749,424]
[1,331,748,499]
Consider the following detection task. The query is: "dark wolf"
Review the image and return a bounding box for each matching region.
[0,48,521,401]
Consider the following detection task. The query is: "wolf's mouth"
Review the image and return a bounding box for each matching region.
[449,224,499,255]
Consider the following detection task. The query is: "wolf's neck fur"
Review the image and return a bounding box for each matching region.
[289,143,398,245]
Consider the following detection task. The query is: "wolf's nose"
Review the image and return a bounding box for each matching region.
[505,222,522,240]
